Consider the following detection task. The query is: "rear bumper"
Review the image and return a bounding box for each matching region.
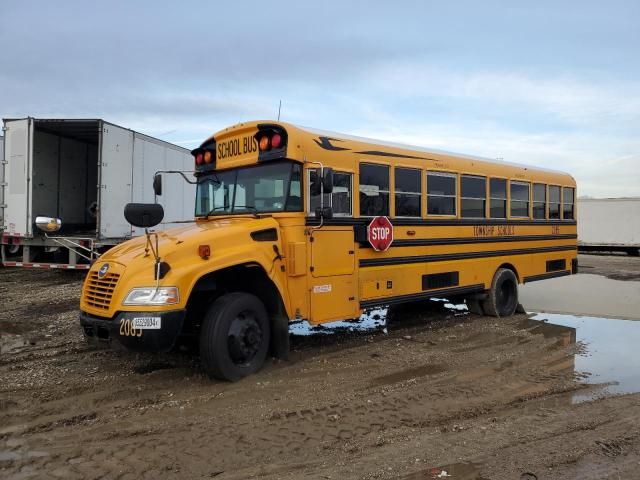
[80,309,186,352]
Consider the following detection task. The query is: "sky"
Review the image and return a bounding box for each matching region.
[1,1,638,197]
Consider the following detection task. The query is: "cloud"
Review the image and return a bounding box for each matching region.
[0,1,638,198]
[368,64,640,126]
[350,121,640,198]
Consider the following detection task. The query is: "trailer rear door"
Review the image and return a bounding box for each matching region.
[99,122,133,239]
[2,119,33,236]
[0,135,5,228]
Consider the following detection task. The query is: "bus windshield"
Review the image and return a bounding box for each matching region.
[195,161,302,216]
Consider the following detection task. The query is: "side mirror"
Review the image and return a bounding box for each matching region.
[315,206,333,220]
[124,203,164,228]
[35,216,62,233]
[153,174,162,196]
[322,167,334,193]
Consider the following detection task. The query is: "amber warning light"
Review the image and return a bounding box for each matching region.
[193,145,216,169]
[256,127,287,154]
[198,245,211,259]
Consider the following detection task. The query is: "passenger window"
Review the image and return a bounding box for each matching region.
[533,183,546,219]
[549,186,561,219]
[510,181,530,218]
[332,172,353,216]
[395,167,421,217]
[461,175,486,218]
[489,178,507,218]
[562,187,575,220]
[359,163,390,216]
[308,169,352,216]
[427,172,456,216]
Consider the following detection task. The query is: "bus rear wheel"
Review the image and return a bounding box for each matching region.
[199,292,270,382]
[481,268,519,317]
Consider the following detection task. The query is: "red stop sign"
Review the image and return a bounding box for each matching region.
[367,216,394,251]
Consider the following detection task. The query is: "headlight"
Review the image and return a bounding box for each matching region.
[123,287,179,306]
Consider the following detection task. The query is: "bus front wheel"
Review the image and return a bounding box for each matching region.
[199,292,271,381]
[481,268,519,317]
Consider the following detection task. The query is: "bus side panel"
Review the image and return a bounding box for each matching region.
[308,228,359,323]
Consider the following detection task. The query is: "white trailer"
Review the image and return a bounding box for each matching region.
[1,118,196,269]
[577,197,640,256]
[0,135,4,230]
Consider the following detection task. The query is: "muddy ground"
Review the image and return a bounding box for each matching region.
[1,254,639,480]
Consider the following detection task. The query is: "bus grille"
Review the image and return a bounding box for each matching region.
[84,272,120,310]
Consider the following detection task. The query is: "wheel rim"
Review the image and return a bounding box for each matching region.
[497,278,517,315]
[227,310,263,365]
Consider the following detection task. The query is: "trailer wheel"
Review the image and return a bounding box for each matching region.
[199,292,270,382]
[481,268,519,317]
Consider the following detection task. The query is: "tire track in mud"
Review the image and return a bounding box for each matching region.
[11,327,580,478]
[1,267,613,480]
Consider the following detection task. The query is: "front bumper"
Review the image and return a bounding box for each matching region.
[80,309,186,352]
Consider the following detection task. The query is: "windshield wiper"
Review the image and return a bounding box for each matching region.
[234,205,260,218]
[205,205,260,219]
[205,206,230,219]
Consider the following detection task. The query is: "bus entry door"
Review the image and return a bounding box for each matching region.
[309,229,358,323]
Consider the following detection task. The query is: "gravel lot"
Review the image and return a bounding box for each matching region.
[1,255,639,479]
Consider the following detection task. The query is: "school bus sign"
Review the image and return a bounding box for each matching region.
[367,216,394,251]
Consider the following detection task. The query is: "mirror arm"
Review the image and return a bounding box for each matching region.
[154,170,198,185]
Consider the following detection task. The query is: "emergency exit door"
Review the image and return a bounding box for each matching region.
[309,229,358,323]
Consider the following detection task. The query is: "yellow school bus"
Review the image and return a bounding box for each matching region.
[78,121,577,381]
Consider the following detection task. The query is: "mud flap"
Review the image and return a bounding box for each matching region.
[270,314,290,361]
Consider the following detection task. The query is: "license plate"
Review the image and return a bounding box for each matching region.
[132,317,161,329]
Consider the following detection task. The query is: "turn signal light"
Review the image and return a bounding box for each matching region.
[204,151,213,163]
[198,244,211,259]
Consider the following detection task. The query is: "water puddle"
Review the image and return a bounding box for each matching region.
[0,333,31,355]
[289,307,388,336]
[520,273,640,319]
[0,450,49,462]
[403,462,488,479]
[289,300,468,336]
[531,312,640,400]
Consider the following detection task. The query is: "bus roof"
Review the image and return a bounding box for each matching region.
[209,120,572,178]
[296,124,569,176]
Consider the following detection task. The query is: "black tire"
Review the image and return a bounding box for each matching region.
[466,297,485,315]
[481,268,519,317]
[199,292,270,381]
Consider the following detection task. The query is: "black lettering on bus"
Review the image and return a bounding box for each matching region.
[496,225,515,236]
[473,225,495,237]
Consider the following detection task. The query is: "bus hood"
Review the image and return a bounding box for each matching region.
[99,217,281,269]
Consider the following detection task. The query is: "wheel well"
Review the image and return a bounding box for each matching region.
[184,263,289,358]
[497,263,519,282]
[189,263,285,318]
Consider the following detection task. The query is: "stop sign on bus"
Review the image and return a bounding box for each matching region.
[367,216,394,251]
